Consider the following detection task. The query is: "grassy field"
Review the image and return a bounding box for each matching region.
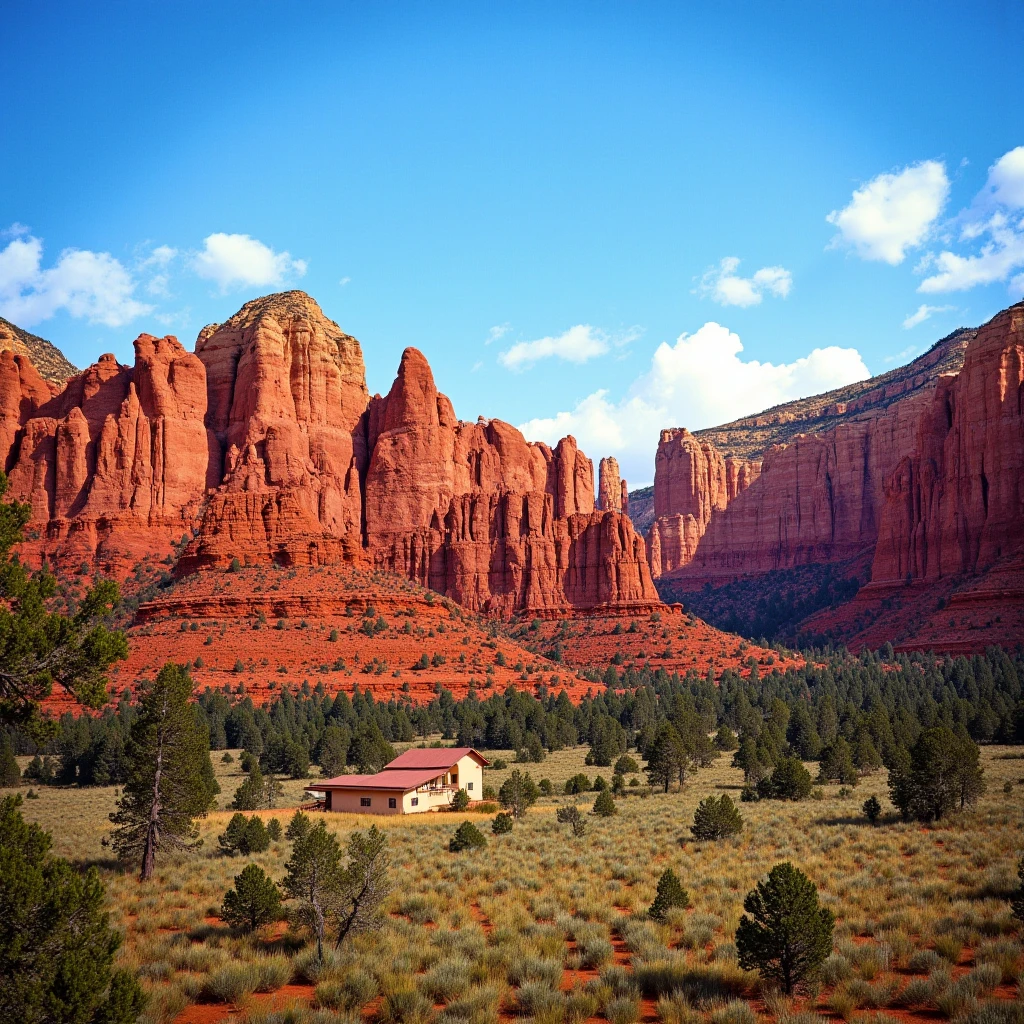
[5,745,1023,1024]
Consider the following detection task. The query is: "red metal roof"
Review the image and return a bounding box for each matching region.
[306,768,448,792]
[383,747,489,770]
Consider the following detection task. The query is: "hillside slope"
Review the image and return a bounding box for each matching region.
[0,316,78,385]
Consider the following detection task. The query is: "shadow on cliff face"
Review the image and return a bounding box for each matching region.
[656,554,871,645]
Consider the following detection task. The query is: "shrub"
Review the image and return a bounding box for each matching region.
[221,863,282,932]
[757,757,813,801]
[539,778,553,795]
[564,773,592,795]
[490,758,507,770]
[735,862,835,994]
[449,821,487,852]
[690,794,743,840]
[491,812,513,834]
[648,868,690,921]
[593,789,617,816]
[863,795,882,825]
[615,754,640,775]
[205,962,262,1002]
[557,804,586,837]
[450,788,471,811]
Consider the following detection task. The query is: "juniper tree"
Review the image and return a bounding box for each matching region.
[282,819,343,963]
[335,825,392,945]
[492,811,514,834]
[736,862,834,994]
[498,769,539,818]
[817,738,858,786]
[266,818,282,842]
[232,763,267,811]
[449,820,487,852]
[648,868,690,921]
[221,863,281,933]
[1,795,146,1024]
[592,789,617,816]
[0,473,128,735]
[556,804,586,837]
[450,788,471,811]
[690,794,744,840]
[757,756,813,801]
[888,726,985,822]
[218,812,249,855]
[645,723,687,792]
[286,809,312,843]
[109,663,217,880]
[243,816,270,854]
[0,731,20,785]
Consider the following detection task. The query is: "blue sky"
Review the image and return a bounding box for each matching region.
[1,1,1022,484]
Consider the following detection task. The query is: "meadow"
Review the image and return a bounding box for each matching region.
[6,743,1023,1024]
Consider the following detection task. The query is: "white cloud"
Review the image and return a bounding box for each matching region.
[191,233,307,291]
[486,323,511,345]
[518,321,870,484]
[918,208,1024,295]
[0,231,152,328]
[974,145,1024,211]
[902,303,953,329]
[827,160,949,264]
[697,257,793,307]
[499,324,610,371]
[339,276,351,286]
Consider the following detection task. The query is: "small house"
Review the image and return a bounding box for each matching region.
[304,747,489,814]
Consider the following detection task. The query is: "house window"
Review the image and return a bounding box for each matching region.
[388,797,397,809]
[360,797,371,807]
[411,797,419,806]
[467,782,473,791]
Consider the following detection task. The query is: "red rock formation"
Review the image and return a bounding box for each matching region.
[647,428,760,576]
[598,457,623,511]
[871,302,1024,584]
[2,335,211,572]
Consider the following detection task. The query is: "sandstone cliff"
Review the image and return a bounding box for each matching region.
[1,291,659,617]
[0,316,79,386]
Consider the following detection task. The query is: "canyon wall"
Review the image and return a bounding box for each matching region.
[646,427,760,577]
[0,291,658,616]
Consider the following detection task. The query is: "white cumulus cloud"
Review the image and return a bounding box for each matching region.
[499,324,610,371]
[827,160,949,264]
[902,303,953,329]
[0,230,152,328]
[697,257,792,307]
[518,321,870,485]
[191,233,308,291]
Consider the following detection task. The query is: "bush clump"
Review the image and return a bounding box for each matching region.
[449,821,487,852]
[690,794,743,840]
[648,868,690,921]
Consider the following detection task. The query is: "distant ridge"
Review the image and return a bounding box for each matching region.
[0,316,78,385]
[692,326,974,459]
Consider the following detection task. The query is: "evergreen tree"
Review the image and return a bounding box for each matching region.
[282,820,343,963]
[491,811,513,834]
[757,756,813,801]
[286,809,312,843]
[556,804,586,837]
[690,794,744,840]
[648,868,690,921]
[817,738,858,785]
[498,769,539,818]
[232,763,267,811]
[221,863,282,932]
[335,825,392,946]
[1010,856,1024,926]
[450,788,471,811]
[0,731,20,785]
[863,795,881,825]
[349,720,395,773]
[0,472,128,734]
[786,704,822,760]
[449,820,487,852]
[242,816,270,854]
[645,723,687,792]
[736,862,834,994]
[888,727,985,822]
[614,754,639,775]
[592,789,617,816]
[109,663,216,880]
[714,725,739,751]
[317,724,350,777]
[1,795,146,1024]
[266,818,282,842]
[218,812,249,855]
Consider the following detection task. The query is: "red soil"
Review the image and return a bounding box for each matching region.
[519,606,804,679]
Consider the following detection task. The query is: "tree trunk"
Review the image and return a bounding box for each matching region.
[141,715,167,881]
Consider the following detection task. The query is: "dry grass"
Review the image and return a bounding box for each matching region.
[4,744,1023,1024]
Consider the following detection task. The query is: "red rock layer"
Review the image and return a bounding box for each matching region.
[871,301,1024,583]
[4,291,659,618]
[646,428,760,577]
[2,335,211,573]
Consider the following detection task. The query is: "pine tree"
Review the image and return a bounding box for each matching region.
[109,663,216,880]
[282,820,343,963]
[221,863,281,932]
[449,820,487,852]
[266,818,282,842]
[863,795,881,825]
[645,723,687,792]
[335,825,392,946]
[592,789,617,816]
[498,769,539,818]
[218,812,249,855]
[286,809,312,843]
[1,794,147,1023]
[736,862,834,994]
[232,763,267,811]
[648,868,690,921]
[690,794,744,840]
[0,472,128,735]
[450,788,471,811]
[318,724,350,777]
[888,727,985,822]
[817,738,858,785]
[0,732,21,786]
[492,811,514,834]
[242,816,270,854]
[758,756,813,801]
